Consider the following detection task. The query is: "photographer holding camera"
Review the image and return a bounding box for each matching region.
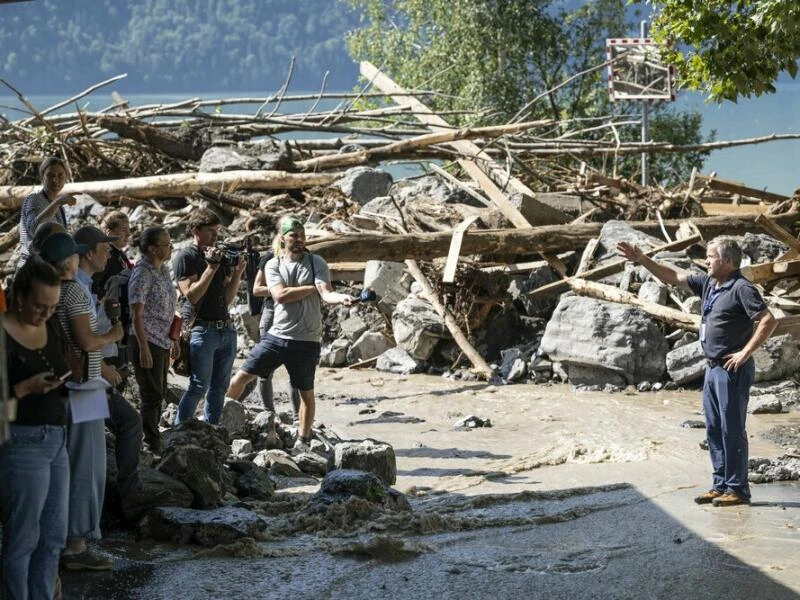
[227,216,356,453]
[173,210,246,425]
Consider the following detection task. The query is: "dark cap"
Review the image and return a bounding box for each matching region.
[72,226,118,253]
[39,232,88,264]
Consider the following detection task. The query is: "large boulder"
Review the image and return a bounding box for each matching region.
[540,295,669,385]
[337,167,393,205]
[376,347,424,375]
[754,334,800,382]
[221,399,248,439]
[319,338,350,368]
[347,330,395,364]
[333,439,396,485]
[363,260,412,316]
[508,264,561,318]
[392,297,449,360]
[666,341,706,385]
[199,146,258,172]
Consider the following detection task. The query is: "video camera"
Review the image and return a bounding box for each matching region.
[209,241,242,268]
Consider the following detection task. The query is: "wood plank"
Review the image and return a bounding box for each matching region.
[442,215,480,283]
[702,203,770,216]
[696,175,789,204]
[361,61,570,227]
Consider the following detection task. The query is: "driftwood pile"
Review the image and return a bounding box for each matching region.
[2,63,800,379]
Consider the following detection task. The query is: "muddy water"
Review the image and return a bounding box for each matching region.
[62,370,800,599]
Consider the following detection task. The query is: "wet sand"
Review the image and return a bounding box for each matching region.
[62,369,800,599]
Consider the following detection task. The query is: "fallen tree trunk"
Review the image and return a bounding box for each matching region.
[0,170,343,208]
[568,279,701,331]
[308,212,800,263]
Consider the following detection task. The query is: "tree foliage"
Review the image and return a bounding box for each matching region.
[0,0,360,93]
[345,0,711,185]
[651,0,800,101]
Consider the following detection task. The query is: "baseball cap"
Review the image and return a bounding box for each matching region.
[39,232,88,264]
[72,226,119,254]
[279,216,304,235]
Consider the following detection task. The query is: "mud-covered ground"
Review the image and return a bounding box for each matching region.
[62,369,800,599]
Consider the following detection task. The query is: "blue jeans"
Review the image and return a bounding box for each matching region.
[67,418,106,541]
[703,359,754,500]
[175,324,236,425]
[0,425,69,600]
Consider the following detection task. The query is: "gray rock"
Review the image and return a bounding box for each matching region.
[392,297,449,360]
[672,331,699,350]
[199,146,258,172]
[319,338,350,368]
[253,450,304,478]
[139,506,266,546]
[748,394,783,414]
[508,264,561,318]
[233,303,261,343]
[221,400,248,439]
[597,220,664,260]
[393,174,474,206]
[748,455,800,483]
[64,193,105,222]
[231,439,253,458]
[499,347,531,382]
[334,439,397,485]
[360,195,403,221]
[157,446,231,508]
[340,316,368,341]
[311,469,410,511]
[295,452,329,477]
[637,381,652,392]
[232,466,275,500]
[540,295,669,385]
[162,419,231,462]
[568,364,627,388]
[376,347,424,375]
[638,281,668,305]
[337,167,393,205]
[363,260,412,316]
[347,330,395,364]
[454,415,492,430]
[754,334,800,382]
[683,296,702,314]
[739,232,788,264]
[666,341,706,385]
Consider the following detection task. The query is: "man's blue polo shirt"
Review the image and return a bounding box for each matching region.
[687,271,767,360]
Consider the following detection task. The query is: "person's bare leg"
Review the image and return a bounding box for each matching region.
[226,370,257,401]
[298,389,315,439]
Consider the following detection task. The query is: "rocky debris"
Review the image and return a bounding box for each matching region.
[761,425,800,451]
[739,232,788,263]
[499,343,537,383]
[748,394,784,414]
[139,505,267,546]
[454,415,493,430]
[163,420,231,462]
[753,335,800,382]
[392,297,450,360]
[310,469,410,511]
[319,339,350,367]
[294,452,330,478]
[638,280,668,305]
[346,330,395,364]
[749,455,800,483]
[508,265,560,318]
[363,261,412,316]
[681,420,705,429]
[221,399,249,438]
[253,449,305,478]
[540,296,669,386]
[158,445,232,509]
[376,347,424,375]
[199,146,259,172]
[333,439,397,485]
[227,460,276,500]
[665,341,706,385]
[231,439,253,458]
[337,166,393,205]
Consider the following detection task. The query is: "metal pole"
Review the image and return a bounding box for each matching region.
[640,20,649,187]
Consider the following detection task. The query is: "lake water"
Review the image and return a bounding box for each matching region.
[2,87,799,195]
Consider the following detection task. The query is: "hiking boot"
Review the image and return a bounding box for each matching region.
[122,486,171,520]
[694,489,724,505]
[712,492,751,507]
[60,548,113,571]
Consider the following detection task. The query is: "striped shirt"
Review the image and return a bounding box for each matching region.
[56,279,102,381]
[19,189,67,266]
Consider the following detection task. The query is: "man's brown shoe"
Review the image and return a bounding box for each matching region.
[712,492,751,507]
[694,489,724,504]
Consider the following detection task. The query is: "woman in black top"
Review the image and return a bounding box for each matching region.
[0,259,70,600]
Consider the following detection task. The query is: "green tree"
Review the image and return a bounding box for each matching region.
[650,0,800,101]
[345,0,711,185]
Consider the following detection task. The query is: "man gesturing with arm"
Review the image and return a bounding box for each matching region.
[618,236,776,506]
